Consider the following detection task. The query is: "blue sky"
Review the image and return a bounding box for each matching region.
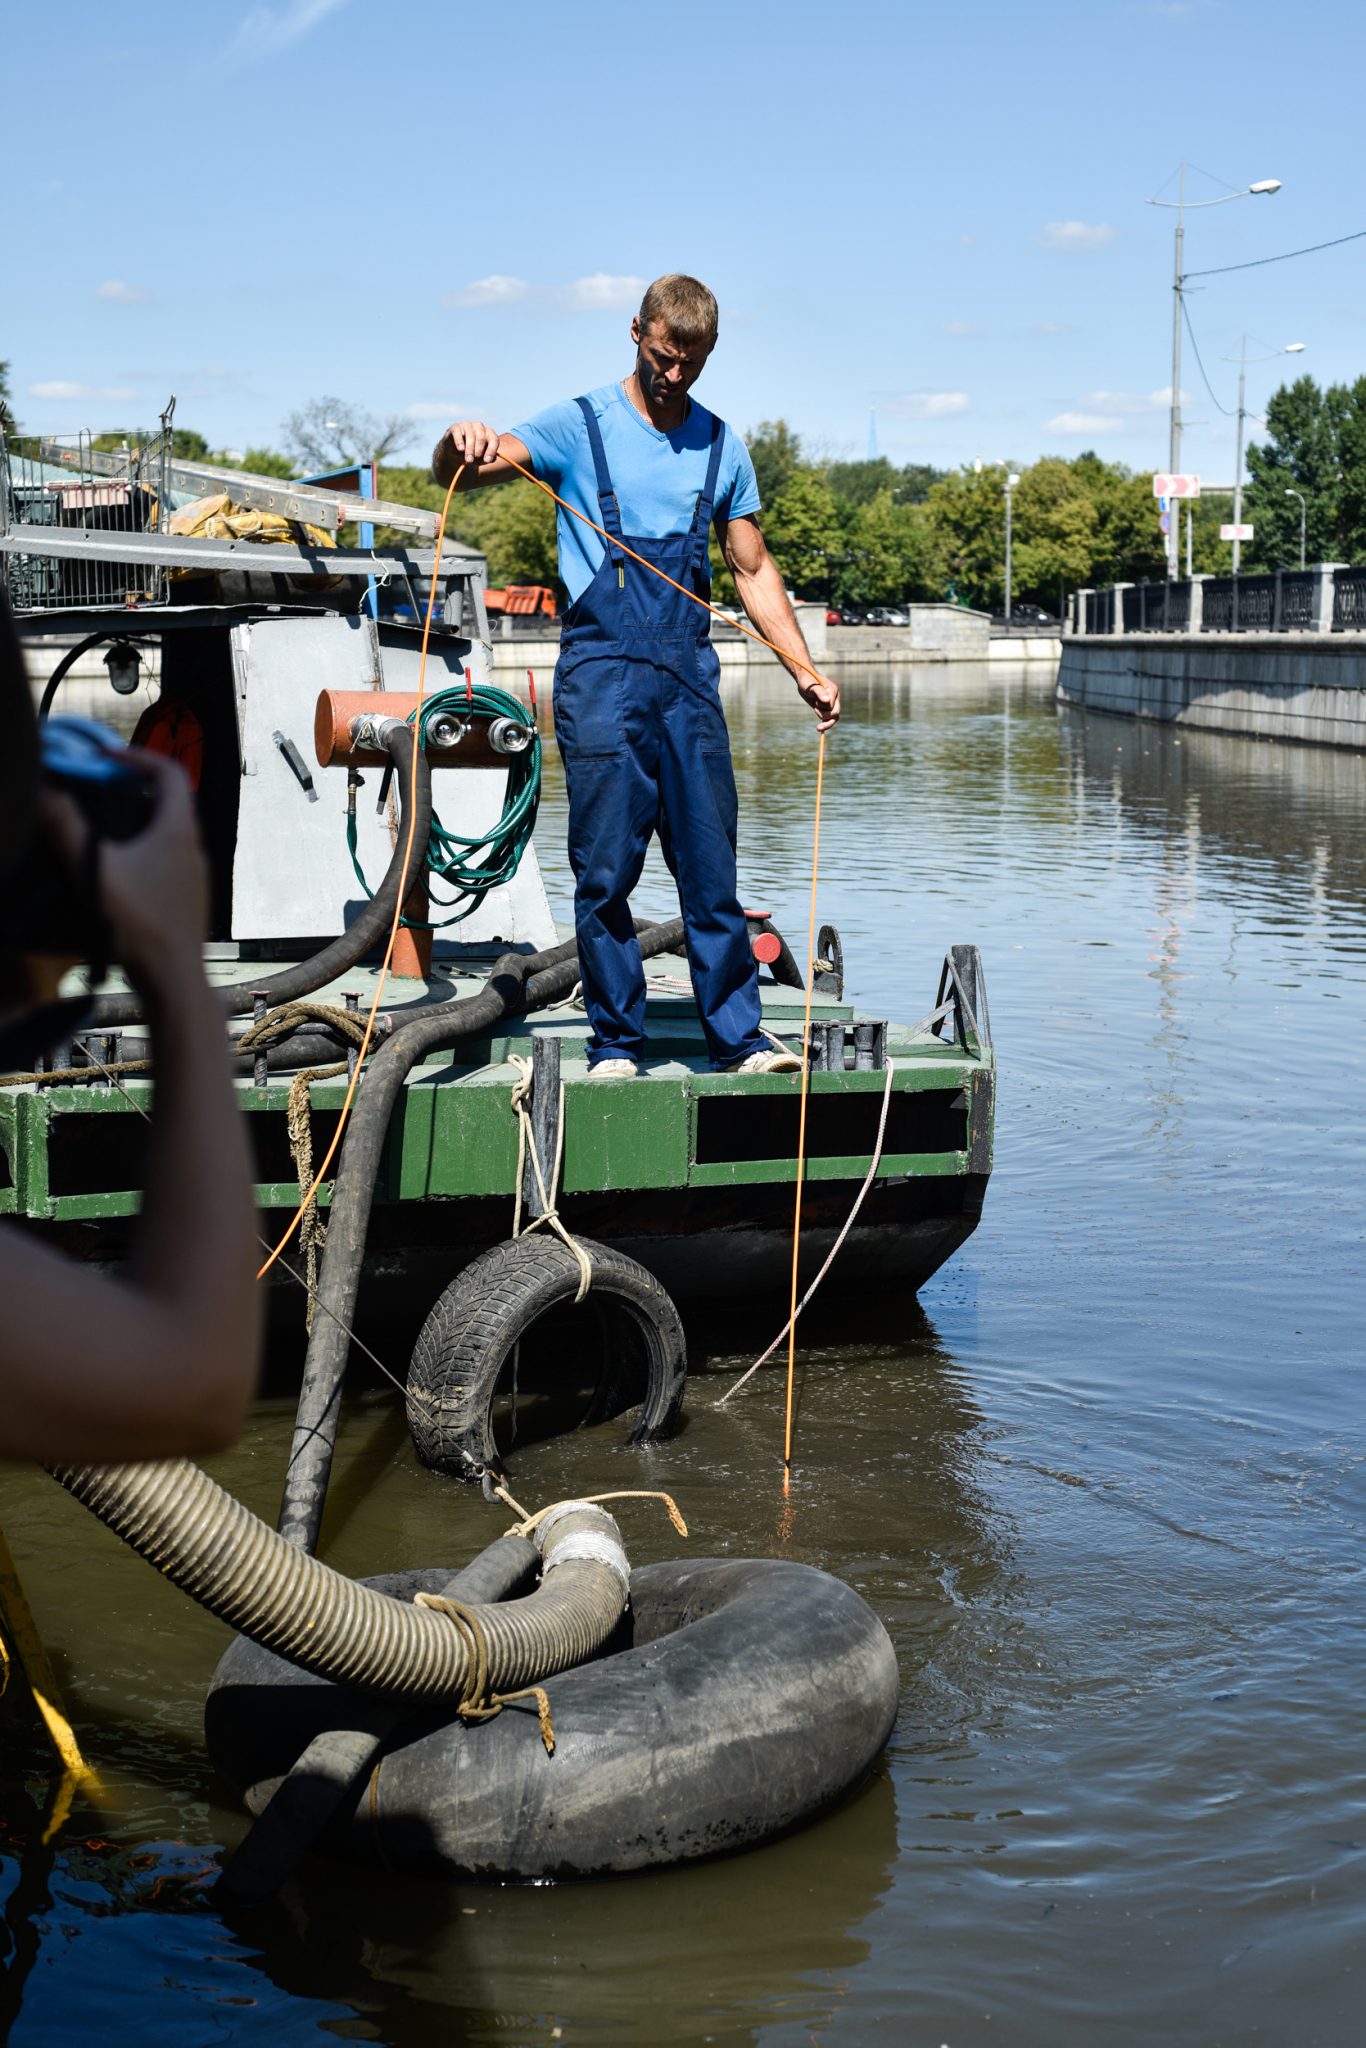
[6,0,1363,488]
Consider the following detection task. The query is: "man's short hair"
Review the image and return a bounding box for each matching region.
[637,275,719,352]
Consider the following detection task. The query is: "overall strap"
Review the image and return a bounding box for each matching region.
[574,396,624,560]
[689,415,726,567]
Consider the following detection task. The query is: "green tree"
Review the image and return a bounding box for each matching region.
[744,419,803,507]
[1010,458,1099,608]
[921,466,1009,607]
[1069,454,1167,587]
[759,468,843,597]
[826,456,900,509]
[0,360,17,433]
[1244,375,1346,568]
[838,489,932,605]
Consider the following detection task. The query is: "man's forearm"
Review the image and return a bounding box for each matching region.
[733,555,815,681]
[132,966,261,1424]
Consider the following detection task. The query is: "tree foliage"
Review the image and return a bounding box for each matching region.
[283,397,414,474]
[1,361,18,433]
[1244,374,1366,568]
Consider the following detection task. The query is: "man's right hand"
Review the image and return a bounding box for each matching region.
[442,421,503,468]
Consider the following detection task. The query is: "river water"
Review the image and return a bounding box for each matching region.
[2,659,1363,2044]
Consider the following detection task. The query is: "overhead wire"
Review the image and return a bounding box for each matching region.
[1186,226,1366,281]
[1181,299,1237,417]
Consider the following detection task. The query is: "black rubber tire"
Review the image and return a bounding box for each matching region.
[405,1235,687,1481]
[206,1556,900,1880]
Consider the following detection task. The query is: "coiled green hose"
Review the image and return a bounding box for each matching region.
[347,683,541,927]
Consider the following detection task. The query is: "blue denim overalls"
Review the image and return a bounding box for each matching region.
[553,395,766,1071]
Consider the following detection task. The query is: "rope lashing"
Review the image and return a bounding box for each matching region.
[412,1589,556,1753]
[235,1000,371,1055]
[507,1052,593,1302]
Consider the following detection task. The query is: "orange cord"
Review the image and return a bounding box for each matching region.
[255,467,463,1280]
[783,727,827,1469]
[494,450,834,703]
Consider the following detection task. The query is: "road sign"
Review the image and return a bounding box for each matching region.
[1153,473,1201,499]
[1219,523,1254,541]
[1159,513,1172,534]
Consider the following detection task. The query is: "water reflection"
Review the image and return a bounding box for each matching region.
[2,663,1364,2042]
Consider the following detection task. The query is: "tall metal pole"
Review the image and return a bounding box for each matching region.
[1004,476,1013,625]
[1232,337,1248,575]
[1286,488,1307,569]
[1168,163,1186,579]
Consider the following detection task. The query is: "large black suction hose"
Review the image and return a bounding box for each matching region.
[278,914,687,1553]
[50,1459,628,1701]
[93,723,434,1027]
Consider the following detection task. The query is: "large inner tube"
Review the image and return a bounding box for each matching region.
[206,1555,901,1879]
[278,914,686,1552]
[93,722,433,1027]
[51,1459,627,1702]
[406,1234,688,1481]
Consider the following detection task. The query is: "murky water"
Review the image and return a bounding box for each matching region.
[3,661,1364,2044]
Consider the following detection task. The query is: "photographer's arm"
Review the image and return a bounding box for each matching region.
[0,758,260,1461]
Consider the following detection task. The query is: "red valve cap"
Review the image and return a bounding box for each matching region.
[752,931,782,964]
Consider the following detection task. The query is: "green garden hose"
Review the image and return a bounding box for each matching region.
[347,683,542,927]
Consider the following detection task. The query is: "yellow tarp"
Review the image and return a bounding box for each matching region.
[169,492,336,550]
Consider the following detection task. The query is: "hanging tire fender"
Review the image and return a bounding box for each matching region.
[405,1234,687,1481]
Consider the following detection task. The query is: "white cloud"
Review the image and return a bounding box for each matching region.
[559,273,646,313]
[888,391,971,420]
[1031,320,1075,336]
[443,274,532,308]
[404,401,467,420]
[1039,221,1117,252]
[442,272,645,314]
[225,0,346,63]
[1046,411,1126,435]
[1077,386,1182,415]
[29,380,138,402]
[96,280,149,303]
[941,321,982,338]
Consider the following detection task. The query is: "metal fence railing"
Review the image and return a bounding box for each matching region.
[1,407,175,613]
[1071,564,1366,636]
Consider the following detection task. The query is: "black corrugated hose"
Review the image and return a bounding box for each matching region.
[277,913,686,1551]
[93,723,434,1027]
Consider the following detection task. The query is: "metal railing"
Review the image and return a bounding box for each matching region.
[1,411,175,612]
[1071,564,1366,636]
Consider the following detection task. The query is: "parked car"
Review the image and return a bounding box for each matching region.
[825,608,842,626]
[864,606,910,627]
[991,602,1058,627]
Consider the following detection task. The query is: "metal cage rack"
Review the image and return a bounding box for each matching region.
[0,404,175,613]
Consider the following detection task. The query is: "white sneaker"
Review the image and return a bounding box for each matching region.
[724,1046,802,1075]
[588,1058,639,1079]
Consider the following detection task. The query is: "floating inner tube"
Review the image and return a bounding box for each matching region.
[406,1235,687,1481]
[206,1556,899,1880]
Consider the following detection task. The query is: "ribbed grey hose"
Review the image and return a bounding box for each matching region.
[51,1460,627,1702]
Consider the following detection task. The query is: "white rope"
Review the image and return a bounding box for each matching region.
[508,1054,593,1302]
[714,1058,898,1406]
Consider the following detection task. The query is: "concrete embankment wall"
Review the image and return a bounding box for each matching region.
[1057,635,1366,750]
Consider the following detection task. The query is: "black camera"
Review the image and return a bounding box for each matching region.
[1,717,158,959]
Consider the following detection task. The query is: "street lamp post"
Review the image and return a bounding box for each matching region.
[1228,338,1305,573]
[1004,471,1020,624]
[1148,165,1282,577]
[1284,487,1307,571]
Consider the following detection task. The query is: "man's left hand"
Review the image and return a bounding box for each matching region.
[797,670,841,731]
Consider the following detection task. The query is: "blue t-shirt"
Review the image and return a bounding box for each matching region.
[509,383,760,605]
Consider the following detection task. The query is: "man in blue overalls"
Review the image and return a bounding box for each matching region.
[434,273,840,1077]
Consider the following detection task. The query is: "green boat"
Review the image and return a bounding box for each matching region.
[0,427,994,1488]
